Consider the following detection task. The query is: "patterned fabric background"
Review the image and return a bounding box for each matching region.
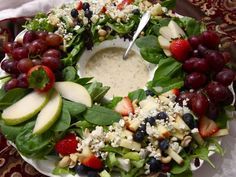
[0,0,235,177]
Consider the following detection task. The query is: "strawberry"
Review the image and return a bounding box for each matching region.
[76,1,83,10]
[170,39,191,62]
[82,155,103,170]
[161,88,180,97]
[199,116,219,138]
[55,133,78,155]
[114,97,134,116]
[117,0,134,10]
[100,6,107,13]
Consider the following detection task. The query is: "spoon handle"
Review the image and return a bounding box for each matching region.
[123,11,151,60]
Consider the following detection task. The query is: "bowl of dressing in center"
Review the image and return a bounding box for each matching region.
[77,38,157,99]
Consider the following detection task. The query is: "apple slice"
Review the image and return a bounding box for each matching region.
[158,35,171,49]
[168,20,186,39]
[2,91,49,125]
[33,91,62,134]
[163,49,172,56]
[159,26,173,41]
[54,81,92,107]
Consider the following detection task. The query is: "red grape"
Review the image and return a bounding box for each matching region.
[3,60,18,74]
[23,31,37,43]
[46,34,63,47]
[1,59,10,71]
[41,56,61,70]
[183,58,196,73]
[215,68,235,86]
[205,81,229,103]
[12,47,29,60]
[193,58,209,73]
[176,91,194,107]
[32,59,42,66]
[222,51,231,64]
[201,31,220,49]
[185,72,207,89]
[3,42,21,54]
[205,51,225,72]
[4,79,18,91]
[17,73,29,88]
[192,50,200,57]
[190,93,209,116]
[188,36,201,49]
[222,88,234,106]
[29,39,47,55]
[36,31,48,40]
[17,58,33,73]
[43,49,61,58]
[206,103,220,120]
[197,44,208,57]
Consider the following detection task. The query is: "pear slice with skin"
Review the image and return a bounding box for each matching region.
[33,91,62,134]
[159,26,173,41]
[158,35,171,49]
[2,91,50,125]
[54,81,92,107]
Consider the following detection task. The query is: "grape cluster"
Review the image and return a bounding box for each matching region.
[1,31,63,91]
[177,31,235,118]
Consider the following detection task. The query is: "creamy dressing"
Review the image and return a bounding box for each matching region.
[84,48,149,97]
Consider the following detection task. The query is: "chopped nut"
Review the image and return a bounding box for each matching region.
[181,136,192,147]
[161,156,172,163]
[98,29,107,37]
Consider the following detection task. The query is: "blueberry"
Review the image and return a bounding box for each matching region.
[133,130,145,142]
[82,2,90,10]
[182,113,196,129]
[75,165,89,175]
[71,9,78,18]
[148,157,161,172]
[145,117,156,126]
[132,9,140,15]
[145,89,155,96]
[156,112,168,120]
[88,171,100,177]
[138,123,146,133]
[85,10,93,19]
[159,139,169,151]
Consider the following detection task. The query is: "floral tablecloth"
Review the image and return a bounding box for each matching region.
[0,0,235,177]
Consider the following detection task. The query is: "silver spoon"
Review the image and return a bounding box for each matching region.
[123,11,151,60]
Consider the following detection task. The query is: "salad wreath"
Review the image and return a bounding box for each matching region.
[0,0,235,177]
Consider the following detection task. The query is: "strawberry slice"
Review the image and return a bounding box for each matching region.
[55,133,78,155]
[114,97,134,116]
[170,39,191,62]
[82,155,103,170]
[199,116,219,138]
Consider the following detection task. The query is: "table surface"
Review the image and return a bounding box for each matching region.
[0,0,236,177]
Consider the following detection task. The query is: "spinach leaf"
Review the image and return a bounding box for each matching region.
[214,109,229,129]
[0,88,29,110]
[136,35,159,49]
[179,17,202,37]
[86,81,110,102]
[128,89,146,102]
[52,167,72,175]
[170,169,192,177]
[63,100,87,117]
[206,138,224,156]
[16,121,55,158]
[105,97,122,109]
[52,106,71,132]
[74,77,93,85]
[0,120,24,142]
[107,20,135,34]
[171,156,191,174]
[191,146,215,168]
[84,105,121,125]
[161,0,176,9]
[153,57,182,80]
[149,76,184,94]
[140,48,165,64]
[62,66,77,81]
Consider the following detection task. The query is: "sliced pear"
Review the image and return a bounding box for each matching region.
[119,139,141,151]
[33,91,62,134]
[54,81,92,107]
[212,129,229,137]
[163,49,172,56]
[168,20,186,39]
[159,26,173,41]
[2,91,49,125]
[166,147,184,165]
[158,35,170,49]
